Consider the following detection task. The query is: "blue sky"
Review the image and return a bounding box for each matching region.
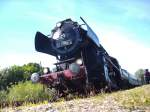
[0,0,150,73]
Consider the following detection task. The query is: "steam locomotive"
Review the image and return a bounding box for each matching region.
[31,17,141,95]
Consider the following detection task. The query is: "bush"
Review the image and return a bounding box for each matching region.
[0,90,8,108]
[135,69,145,84]
[0,63,41,90]
[7,81,53,104]
[0,90,7,103]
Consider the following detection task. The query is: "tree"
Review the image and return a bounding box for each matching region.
[22,63,41,80]
[0,66,24,90]
[135,69,145,84]
[0,63,41,90]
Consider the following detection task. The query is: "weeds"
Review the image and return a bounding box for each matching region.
[0,81,54,108]
[113,85,150,108]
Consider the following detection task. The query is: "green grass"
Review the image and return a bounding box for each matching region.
[1,83,150,111]
[7,81,52,104]
[112,85,150,108]
[0,81,54,108]
[51,85,150,111]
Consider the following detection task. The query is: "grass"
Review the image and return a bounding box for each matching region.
[51,85,150,111]
[7,81,51,103]
[112,85,150,108]
[0,81,54,108]
[1,84,150,111]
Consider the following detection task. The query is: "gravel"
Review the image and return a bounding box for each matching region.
[1,96,149,112]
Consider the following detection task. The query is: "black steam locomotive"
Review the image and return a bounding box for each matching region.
[31,17,141,95]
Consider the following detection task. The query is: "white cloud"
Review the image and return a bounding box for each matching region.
[93,26,150,74]
[0,52,56,69]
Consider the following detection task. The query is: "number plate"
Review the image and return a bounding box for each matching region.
[56,40,72,48]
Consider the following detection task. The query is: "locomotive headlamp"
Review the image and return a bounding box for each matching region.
[31,73,40,83]
[43,67,50,74]
[53,29,61,40]
[76,59,82,65]
[69,63,80,75]
[56,22,61,27]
